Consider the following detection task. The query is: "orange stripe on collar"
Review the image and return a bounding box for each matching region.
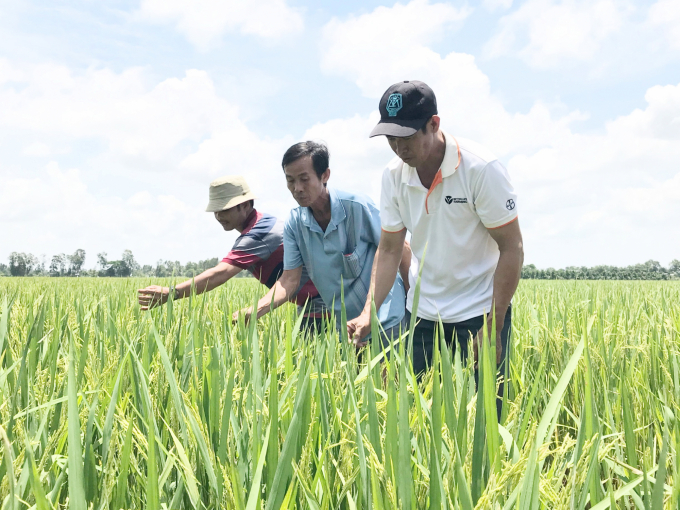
[424,136,461,214]
[425,169,442,214]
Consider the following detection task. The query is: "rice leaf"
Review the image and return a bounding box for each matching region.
[398,343,412,509]
[165,421,200,508]
[113,419,134,510]
[67,332,87,510]
[24,438,50,510]
[102,351,131,466]
[0,424,16,510]
[265,359,312,510]
[146,424,160,510]
[245,421,271,510]
[519,336,584,509]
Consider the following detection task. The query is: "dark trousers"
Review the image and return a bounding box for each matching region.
[407,306,512,418]
[300,316,326,336]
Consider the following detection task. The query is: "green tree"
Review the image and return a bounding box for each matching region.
[121,249,139,275]
[97,250,138,277]
[97,252,108,270]
[49,254,67,276]
[68,249,86,276]
[9,252,38,276]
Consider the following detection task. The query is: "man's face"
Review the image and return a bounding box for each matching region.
[386,119,438,167]
[214,204,246,231]
[284,156,329,207]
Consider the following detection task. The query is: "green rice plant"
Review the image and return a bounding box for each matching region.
[0,277,678,509]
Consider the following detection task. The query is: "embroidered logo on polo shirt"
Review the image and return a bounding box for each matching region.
[506,199,515,210]
[445,196,467,204]
[386,93,403,117]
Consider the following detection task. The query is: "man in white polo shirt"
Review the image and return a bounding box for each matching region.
[348,81,524,399]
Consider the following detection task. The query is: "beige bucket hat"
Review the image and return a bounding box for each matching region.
[205,176,258,212]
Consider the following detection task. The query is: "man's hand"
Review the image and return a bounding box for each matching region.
[472,325,502,365]
[137,262,241,312]
[347,312,372,348]
[138,285,170,311]
[231,307,253,325]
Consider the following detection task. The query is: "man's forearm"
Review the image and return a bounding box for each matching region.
[347,233,405,343]
[490,248,523,329]
[363,244,402,315]
[254,276,299,319]
[398,240,412,293]
[175,267,230,299]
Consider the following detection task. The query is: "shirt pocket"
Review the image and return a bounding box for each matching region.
[342,248,362,280]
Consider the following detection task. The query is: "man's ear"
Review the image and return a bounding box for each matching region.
[322,167,331,187]
[430,115,441,133]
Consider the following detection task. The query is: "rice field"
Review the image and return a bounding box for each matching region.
[0,277,678,509]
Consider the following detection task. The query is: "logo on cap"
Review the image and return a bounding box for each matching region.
[386,93,403,117]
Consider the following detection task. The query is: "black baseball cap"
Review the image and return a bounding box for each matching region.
[369,80,438,138]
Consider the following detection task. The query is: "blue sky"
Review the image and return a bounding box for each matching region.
[1,0,679,269]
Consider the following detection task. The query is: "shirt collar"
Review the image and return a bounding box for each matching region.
[241,208,259,234]
[440,131,461,178]
[300,187,346,235]
[400,131,461,184]
[400,162,415,185]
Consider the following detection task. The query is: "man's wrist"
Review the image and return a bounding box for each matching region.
[355,309,370,323]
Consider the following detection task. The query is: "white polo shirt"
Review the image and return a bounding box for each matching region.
[380,131,518,322]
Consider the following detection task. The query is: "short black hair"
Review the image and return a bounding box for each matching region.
[237,200,254,210]
[420,116,433,133]
[281,141,330,179]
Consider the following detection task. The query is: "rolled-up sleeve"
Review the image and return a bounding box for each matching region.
[282,214,303,270]
[380,167,405,233]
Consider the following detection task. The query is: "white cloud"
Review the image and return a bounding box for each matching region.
[506,81,680,265]
[0,162,239,266]
[318,1,680,267]
[2,0,678,270]
[0,60,300,265]
[483,0,513,12]
[321,0,470,98]
[509,82,680,188]
[0,58,24,85]
[0,62,239,164]
[22,142,54,157]
[137,0,304,50]
[320,0,584,155]
[608,83,680,140]
[648,0,680,51]
[485,0,632,68]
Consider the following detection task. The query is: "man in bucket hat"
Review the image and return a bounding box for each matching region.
[137,175,326,330]
[347,80,524,416]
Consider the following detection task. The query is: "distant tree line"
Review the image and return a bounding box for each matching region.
[522,260,680,280]
[0,250,87,277]
[0,250,253,278]
[3,250,678,280]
